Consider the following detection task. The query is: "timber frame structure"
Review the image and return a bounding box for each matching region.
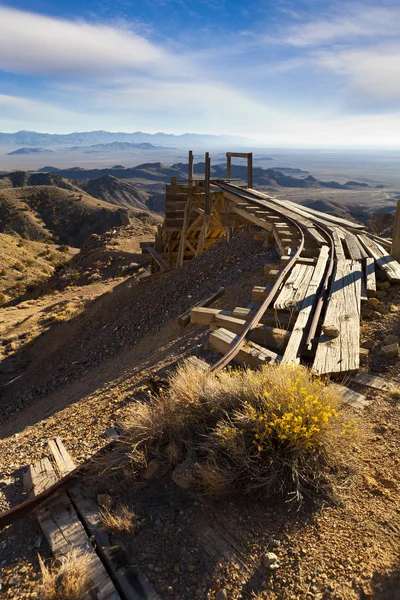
[143,149,400,379]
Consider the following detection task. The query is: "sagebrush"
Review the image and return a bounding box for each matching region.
[115,362,357,502]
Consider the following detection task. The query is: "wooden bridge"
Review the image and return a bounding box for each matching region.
[145,151,400,377]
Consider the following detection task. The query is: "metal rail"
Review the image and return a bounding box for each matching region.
[210,182,335,371]
[210,182,305,372]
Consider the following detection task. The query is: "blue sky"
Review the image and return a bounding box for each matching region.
[0,0,400,146]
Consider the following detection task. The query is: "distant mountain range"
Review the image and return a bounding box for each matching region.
[0,130,248,148]
[7,147,52,155]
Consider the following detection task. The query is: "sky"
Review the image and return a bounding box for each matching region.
[0,0,400,146]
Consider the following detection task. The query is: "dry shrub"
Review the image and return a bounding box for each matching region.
[101,505,135,533]
[46,300,83,323]
[118,362,357,503]
[38,549,92,600]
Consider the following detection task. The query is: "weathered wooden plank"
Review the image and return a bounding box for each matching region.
[358,234,400,283]
[146,247,170,272]
[274,263,314,311]
[178,287,225,327]
[341,229,368,260]
[231,205,273,232]
[329,383,370,410]
[24,458,120,600]
[209,328,280,367]
[231,306,294,329]
[365,257,376,297]
[209,314,289,351]
[47,440,156,600]
[312,260,362,375]
[331,228,346,261]
[351,372,395,392]
[48,438,76,477]
[191,307,231,326]
[282,246,329,364]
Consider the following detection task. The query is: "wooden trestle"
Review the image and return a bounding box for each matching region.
[145,151,400,377]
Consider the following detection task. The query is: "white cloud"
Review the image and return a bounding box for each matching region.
[283,6,400,47]
[0,6,186,77]
[319,44,400,102]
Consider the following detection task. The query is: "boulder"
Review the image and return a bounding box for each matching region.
[383,334,399,345]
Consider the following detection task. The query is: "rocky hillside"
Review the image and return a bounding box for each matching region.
[0,233,75,301]
[76,174,150,211]
[0,185,129,247]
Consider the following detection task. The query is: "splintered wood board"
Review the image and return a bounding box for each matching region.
[209,327,279,367]
[23,458,120,600]
[274,263,315,311]
[282,246,329,364]
[358,234,400,283]
[312,260,362,375]
[351,373,395,392]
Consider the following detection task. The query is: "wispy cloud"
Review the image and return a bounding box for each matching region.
[0,5,186,77]
[281,5,400,47]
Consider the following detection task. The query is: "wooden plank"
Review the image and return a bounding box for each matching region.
[274,263,314,311]
[209,314,289,351]
[341,229,368,260]
[312,260,362,375]
[351,372,395,392]
[209,328,280,367]
[365,257,377,297]
[24,459,120,600]
[47,440,156,600]
[231,205,273,231]
[358,234,400,283]
[48,437,76,477]
[146,247,170,272]
[329,383,370,410]
[332,228,346,260]
[231,306,294,329]
[191,307,231,326]
[282,246,329,364]
[178,287,225,327]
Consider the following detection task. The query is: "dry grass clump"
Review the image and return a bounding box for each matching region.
[101,505,135,533]
[38,549,92,600]
[46,300,83,323]
[118,362,357,503]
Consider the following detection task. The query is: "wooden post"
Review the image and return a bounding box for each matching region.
[248,152,253,188]
[226,153,231,180]
[205,152,211,215]
[391,198,400,260]
[188,150,194,188]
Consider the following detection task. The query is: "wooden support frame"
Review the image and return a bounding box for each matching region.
[391,198,400,260]
[226,152,253,188]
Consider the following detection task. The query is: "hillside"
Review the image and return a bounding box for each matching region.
[76,174,150,210]
[0,170,81,191]
[0,185,129,247]
[0,233,76,301]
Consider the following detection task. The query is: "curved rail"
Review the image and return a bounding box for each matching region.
[210,182,335,371]
[210,183,305,372]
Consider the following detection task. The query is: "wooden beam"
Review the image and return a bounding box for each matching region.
[209,327,280,367]
[390,198,400,260]
[178,287,225,327]
[209,314,289,351]
[146,247,170,272]
[359,233,400,283]
[365,257,376,297]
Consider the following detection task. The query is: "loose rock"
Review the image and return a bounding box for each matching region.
[322,325,340,338]
[379,343,399,359]
[262,552,281,571]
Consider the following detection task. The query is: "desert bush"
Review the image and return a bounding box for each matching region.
[38,550,92,600]
[101,505,135,533]
[118,363,356,503]
[47,301,83,323]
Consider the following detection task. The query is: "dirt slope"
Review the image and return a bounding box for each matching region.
[0,185,129,246]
